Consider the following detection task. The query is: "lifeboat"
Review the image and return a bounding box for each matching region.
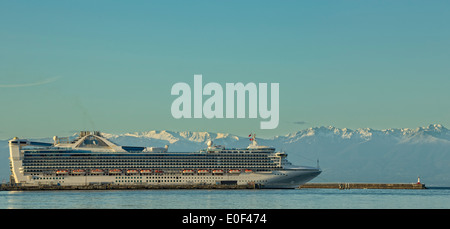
[197,169,209,174]
[154,170,164,174]
[72,169,86,175]
[90,169,104,174]
[244,169,253,173]
[108,169,122,174]
[229,169,241,174]
[140,169,152,174]
[183,169,194,174]
[56,170,69,175]
[212,169,224,174]
[127,169,139,174]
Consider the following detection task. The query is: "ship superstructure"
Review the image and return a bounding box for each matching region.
[9,131,321,188]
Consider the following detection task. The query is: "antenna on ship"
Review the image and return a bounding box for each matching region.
[316,151,320,169]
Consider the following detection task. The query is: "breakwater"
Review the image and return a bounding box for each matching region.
[0,183,427,191]
[299,183,426,189]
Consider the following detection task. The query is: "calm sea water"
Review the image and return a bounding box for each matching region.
[1,188,449,209]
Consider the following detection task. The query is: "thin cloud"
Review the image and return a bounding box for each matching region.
[0,76,60,88]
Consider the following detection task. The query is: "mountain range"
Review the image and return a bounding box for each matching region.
[1,124,449,186]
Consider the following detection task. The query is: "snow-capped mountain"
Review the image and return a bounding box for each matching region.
[267,124,450,186]
[275,124,450,143]
[1,124,449,186]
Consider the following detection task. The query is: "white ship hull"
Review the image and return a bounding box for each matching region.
[16,167,321,189]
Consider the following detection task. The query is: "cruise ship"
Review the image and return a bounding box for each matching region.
[8,131,321,189]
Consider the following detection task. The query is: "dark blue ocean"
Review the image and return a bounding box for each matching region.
[1,188,449,209]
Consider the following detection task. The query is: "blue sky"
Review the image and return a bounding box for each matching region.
[1,1,449,139]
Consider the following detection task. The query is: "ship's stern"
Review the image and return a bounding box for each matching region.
[9,138,24,185]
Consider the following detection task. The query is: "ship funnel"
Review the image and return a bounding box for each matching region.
[207,141,213,147]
